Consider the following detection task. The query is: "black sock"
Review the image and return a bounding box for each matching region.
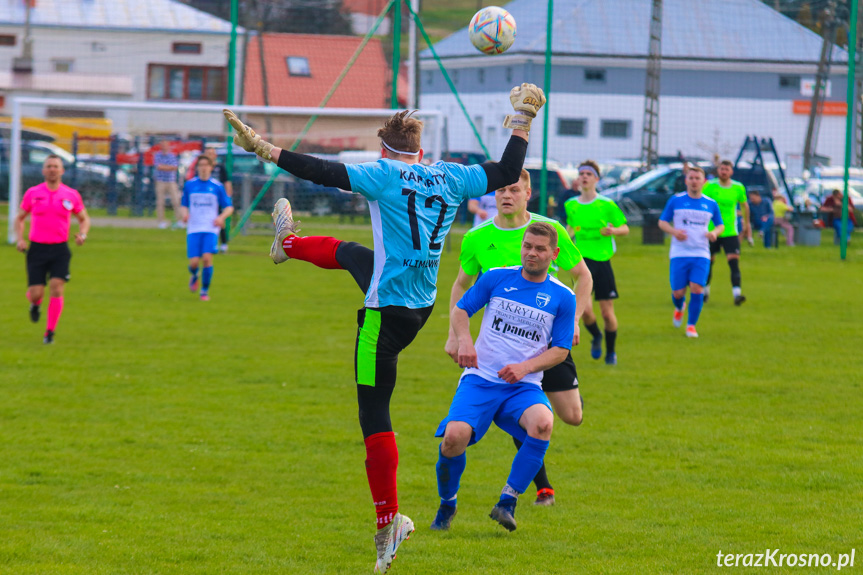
[728,258,741,288]
[513,436,552,491]
[584,321,602,340]
[605,329,617,355]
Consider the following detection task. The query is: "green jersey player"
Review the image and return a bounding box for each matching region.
[701,160,749,305]
[445,168,593,506]
[563,160,629,365]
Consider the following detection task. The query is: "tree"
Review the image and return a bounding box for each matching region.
[179,0,351,34]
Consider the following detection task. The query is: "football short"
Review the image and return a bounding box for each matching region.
[583,257,618,300]
[709,235,741,256]
[355,305,434,388]
[541,351,579,392]
[435,374,552,445]
[186,232,219,258]
[26,241,71,286]
[670,257,711,290]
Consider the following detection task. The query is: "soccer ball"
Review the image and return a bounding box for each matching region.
[469,6,517,55]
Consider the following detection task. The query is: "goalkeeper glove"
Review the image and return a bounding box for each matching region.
[223,109,275,162]
[503,83,546,133]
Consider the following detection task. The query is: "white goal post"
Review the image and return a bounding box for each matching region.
[6,96,444,243]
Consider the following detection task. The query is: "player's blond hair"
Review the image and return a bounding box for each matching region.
[525,221,558,249]
[378,110,423,155]
[519,168,531,188]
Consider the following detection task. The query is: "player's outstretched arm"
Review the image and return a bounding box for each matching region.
[223,109,351,190]
[480,84,546,193]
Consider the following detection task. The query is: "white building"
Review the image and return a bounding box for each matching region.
[0,0,239,135]
[420,0,850,167]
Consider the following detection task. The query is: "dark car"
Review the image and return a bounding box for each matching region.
[0,138,131,204]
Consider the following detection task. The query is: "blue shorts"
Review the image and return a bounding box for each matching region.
[435,374,552,445]
[186,232,219,259]
[670,257,710,290]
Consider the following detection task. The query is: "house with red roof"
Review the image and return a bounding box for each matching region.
[242,32,406,153]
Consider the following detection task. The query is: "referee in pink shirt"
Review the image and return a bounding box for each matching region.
[14,154,91,344]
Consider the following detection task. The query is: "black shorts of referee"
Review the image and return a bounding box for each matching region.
[26,241,71,286]
[583,257,618,300]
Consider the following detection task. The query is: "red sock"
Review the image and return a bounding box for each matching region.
[364,431,399,530]
[281,236,343,269]
[47,296,64,332]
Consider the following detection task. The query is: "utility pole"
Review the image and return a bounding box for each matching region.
[803,0,841,171]
[13,0,34,73]
[640,0,662,170]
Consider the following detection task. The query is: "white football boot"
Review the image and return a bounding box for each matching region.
[270,198,298,264]
[374,513,414,573]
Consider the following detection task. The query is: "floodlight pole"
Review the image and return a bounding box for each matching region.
[842,0,859,260]
[406,0,419,109]
[540,0,553,217]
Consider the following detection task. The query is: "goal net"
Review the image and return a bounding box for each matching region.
[5,97,443,243]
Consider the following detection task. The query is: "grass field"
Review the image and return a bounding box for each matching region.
[2,219,862,574]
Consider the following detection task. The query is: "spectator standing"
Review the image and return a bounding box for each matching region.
[772,195,795,246]
[153,140,182,229]
[748,190,774,248]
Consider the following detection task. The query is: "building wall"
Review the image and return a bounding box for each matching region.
[422,91,848,167]
[0,26,234,135]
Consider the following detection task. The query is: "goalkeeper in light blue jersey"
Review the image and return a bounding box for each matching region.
[224,83,546,574]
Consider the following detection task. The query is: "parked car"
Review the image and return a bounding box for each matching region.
[523,159,572,219]
[0,138,131,204]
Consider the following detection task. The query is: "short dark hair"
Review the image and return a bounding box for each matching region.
[196,155,214,166]
[524,221,558,249]
[44,154,64,165]
[719,159,733,168]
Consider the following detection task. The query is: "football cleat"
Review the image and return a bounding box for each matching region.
[189,276,198,292]
[534,488,555,506]
[590,335,602,360]
[685,325,699,338]
[270,198,299,264]
[200,292,210,302]
[489,499,517,532]
[605,353,617,366]
[673,302,686,328]
[43,330,54,345]
[734,294,746,306]
[29,304,40,323]
[374,513,414,573]
[430,503,457,531]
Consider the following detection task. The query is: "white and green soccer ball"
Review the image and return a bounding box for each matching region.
[469,6,517,55]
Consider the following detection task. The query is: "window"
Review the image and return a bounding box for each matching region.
[0,35,15,47]
[425,71,433,86]
[600,119,631,139]
[147,64,227,101]
[779,75,800,90]
[478,68,484,84]
[173,42,202,54]
[558,118,587,137]
[91,41,106,52]
[585,69,606,83]
[505,67,512,83]
[452,69,459,84]
[53,59,74,73]
[286,56,310,77]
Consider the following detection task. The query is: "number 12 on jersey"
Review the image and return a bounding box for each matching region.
[402,188,449,251]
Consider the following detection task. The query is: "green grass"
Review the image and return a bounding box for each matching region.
[1,221,862,574]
